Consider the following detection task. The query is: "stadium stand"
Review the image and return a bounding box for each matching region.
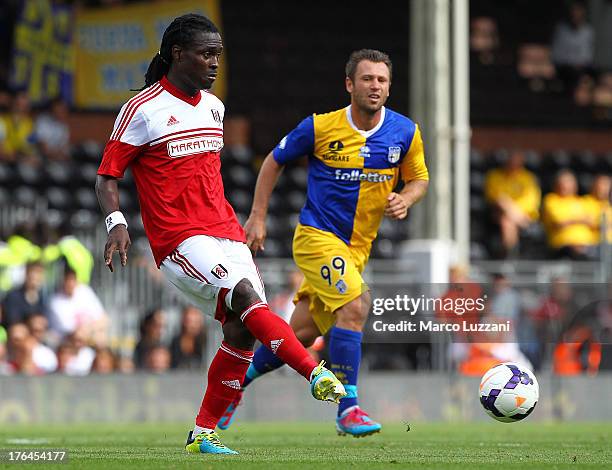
[0,0,610,378]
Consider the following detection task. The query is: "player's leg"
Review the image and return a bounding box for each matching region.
[186,310,255,454]
[218,297,321,430]
[191,307,255,435]
[229,277,345,404]
[242,298,319,388]
[292,224,381,436]
[160,244,246,454]
[218,238,344,401]
[332,290,381,437]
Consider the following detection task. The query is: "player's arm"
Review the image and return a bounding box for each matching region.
[245,116,315,253]
[95,175,131,272]
[95,106,146,271]
[244,152,284,253]
[385,179,429,220]
[386,124,429,220]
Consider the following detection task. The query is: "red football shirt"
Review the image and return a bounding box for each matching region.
[98,77,246,266]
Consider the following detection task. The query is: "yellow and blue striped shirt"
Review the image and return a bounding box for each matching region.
[273,106,429,247]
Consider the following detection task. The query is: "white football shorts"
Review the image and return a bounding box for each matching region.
[160,235,266,322]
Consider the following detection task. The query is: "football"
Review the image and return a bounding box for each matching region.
[479,362,539,423]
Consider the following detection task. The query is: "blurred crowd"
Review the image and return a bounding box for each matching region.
[0,91,71,168]
[437,266,612,376]
[483,149,611,259]
[0,267,209,376]
[471,1,612,118]
[0,219,209,375]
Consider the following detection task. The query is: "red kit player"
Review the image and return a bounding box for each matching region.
[95,13,345,455]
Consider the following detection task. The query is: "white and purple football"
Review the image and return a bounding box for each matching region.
[479,362,539,423]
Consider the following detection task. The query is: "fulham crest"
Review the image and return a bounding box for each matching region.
[211,263,228,279]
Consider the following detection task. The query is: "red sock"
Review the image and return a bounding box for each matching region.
[240,302,318,379]
[195,342,253,429]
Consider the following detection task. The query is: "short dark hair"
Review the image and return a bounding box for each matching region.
[345,49,392,81]
[139,14,219,90]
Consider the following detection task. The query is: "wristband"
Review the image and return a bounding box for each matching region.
[105,211,128,233]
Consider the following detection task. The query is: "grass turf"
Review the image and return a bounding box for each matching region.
[0,422,610,469]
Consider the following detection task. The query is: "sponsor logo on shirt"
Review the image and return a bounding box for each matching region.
[334,169,393,182]
[167,136,224,158]
[322,153,351,162]
[328,140,344,151]
[322,140,353,162]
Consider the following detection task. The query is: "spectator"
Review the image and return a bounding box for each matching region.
[470,17,499,66]
[542,170,594,259]
[0,91,37,165]
[42,220,94,285]
[592,72,612,109]
[529,277,575,365]
[1,261,48,327]
[531,277,574,325]
[553,325,601,376]
[0,223,42,292]
[145,344,171,373]
[48,267,108,346]
[516,44,556,92]
[488,272,522,325]
[55,341,77,374]
[6,323,38,375]
[28,317,57,374]
[26,313,50,345]
[583,174,611,246]
[435,265,484,371]
[60,327,95,376]
[0,318,9,374]
[484,149,541,257]
[488,273,540,368]
[170,305,206,370]
[460,276,533,375]
[91,347,116,374]
[133,308,166,369]
[574,73,595,106]
[551,1,595,90]
[436,264,484,327]
[34,98,70,162]
[223,116,254,163]
[116,355,135,374]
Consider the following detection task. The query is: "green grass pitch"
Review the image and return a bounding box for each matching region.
[1,422,610,469]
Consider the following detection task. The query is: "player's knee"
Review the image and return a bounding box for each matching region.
[230,278,262,314]
[222,312,256,350]
[336,291,371,331]
[294,325,319,348]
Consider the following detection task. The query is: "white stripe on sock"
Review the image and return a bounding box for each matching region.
[239,301,267,322]
[219,344,253,363]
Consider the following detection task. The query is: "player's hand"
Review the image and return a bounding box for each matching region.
[104,225,131,272]
[244,215,267,255]
[384,192,410,220]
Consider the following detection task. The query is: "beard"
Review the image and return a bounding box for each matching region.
[355,93,386,114]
